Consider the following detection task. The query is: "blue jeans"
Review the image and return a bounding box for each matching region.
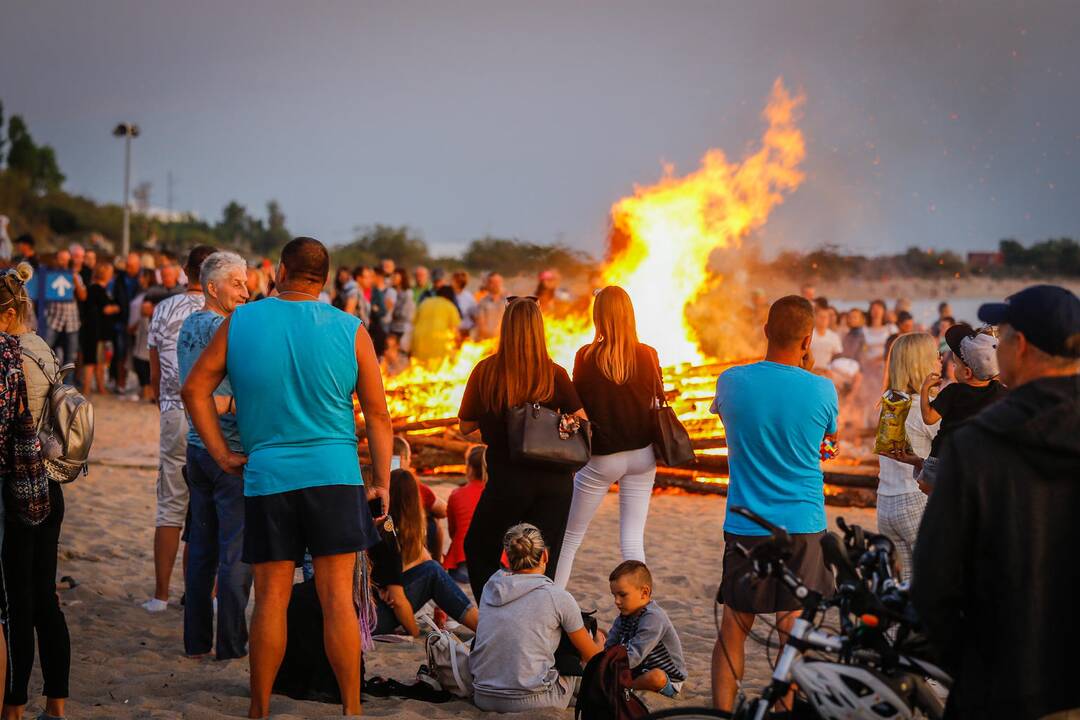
[184,445,252,659]
[374,560,473,634]
[43,325,79,384]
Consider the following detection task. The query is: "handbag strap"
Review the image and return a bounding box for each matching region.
[652,364,668,409]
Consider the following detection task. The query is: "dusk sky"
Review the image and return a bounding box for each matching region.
[2,0,1078,258]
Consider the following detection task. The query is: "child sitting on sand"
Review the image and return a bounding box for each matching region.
[919,323,1007,488]
[605,560,688,697]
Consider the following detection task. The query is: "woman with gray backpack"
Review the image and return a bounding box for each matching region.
[0,262,92,720]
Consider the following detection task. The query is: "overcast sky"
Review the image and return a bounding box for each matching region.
[2,0,1078,258]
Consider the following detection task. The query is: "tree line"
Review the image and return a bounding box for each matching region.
[759,240,1080,280]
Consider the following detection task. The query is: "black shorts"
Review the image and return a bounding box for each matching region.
[719,531,834,614]
[243,484,379,564]
[133,357,151,387]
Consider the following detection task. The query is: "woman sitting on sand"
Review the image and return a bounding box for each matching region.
[369,469,478,636]
[469,523,604,713]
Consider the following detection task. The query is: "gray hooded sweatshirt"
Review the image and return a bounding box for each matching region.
[469,570,584,700]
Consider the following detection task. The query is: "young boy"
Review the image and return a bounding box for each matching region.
[919,323,1007,488]
[605,561,688,698]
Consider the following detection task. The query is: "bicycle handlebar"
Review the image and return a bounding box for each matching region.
[729,506,791,547]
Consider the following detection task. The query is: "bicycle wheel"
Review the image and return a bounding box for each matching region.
[644,708,733,720]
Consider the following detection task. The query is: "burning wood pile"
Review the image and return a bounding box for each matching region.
[356,78,879,507]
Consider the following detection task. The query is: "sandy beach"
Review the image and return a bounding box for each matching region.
[37,395,877,719]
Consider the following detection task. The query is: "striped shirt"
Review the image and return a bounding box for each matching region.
[605,602,687,682]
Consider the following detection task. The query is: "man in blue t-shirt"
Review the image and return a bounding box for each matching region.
[708,295,838,712]
[176,250,251,661]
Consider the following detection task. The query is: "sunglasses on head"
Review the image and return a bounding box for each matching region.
[506,295,539,305]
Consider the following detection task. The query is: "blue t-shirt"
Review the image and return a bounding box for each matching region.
[177,310,242,453]
[226,298,363,497]
[710,361,838,536]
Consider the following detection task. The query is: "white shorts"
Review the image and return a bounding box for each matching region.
[155,407,190,528]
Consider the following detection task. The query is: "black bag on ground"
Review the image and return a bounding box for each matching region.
[650,370,694,468]
[273,579,360,704]
[507,402,592,471]
[575,644,649,720]
[555,610,598,676]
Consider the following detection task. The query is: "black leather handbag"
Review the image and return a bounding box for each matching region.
[507,402,592,471]
[651,370,695,467]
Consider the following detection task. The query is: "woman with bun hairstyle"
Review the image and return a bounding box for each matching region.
[468,523,603,713]
[556,286,662,589]
[0,263,71,720]
[458,298,585,602]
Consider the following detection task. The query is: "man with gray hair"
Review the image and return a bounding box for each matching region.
[177,250,252,658]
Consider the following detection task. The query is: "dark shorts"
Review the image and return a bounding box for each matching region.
[719,531,834,614]
[133,357,151,387]
[243,484,379,564]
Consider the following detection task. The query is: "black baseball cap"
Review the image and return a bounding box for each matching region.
[978,285,1080,358]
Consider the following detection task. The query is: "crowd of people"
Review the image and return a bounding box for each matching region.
[0,232,1077,719]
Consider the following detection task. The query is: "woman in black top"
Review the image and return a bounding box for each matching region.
[459,297,585,602]
[81,262,120,395]
[553,286,662,589]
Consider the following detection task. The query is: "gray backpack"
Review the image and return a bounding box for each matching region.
[23,351,94,483]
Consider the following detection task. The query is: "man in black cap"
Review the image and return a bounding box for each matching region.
[913,284,1080,720]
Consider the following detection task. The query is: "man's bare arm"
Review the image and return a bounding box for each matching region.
[356,327,393,512]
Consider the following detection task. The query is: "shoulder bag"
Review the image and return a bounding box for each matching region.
[651,368,695,468]
[507,402,592,472]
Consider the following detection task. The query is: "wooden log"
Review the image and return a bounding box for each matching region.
[405,435,472,454]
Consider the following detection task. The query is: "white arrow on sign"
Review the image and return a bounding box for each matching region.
[51,275,73,298]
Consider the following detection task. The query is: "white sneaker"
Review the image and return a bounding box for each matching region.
[141,598,168,613]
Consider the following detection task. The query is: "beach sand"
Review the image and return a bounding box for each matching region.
[35,395,877,719]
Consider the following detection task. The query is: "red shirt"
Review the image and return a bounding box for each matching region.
[442,479,485,570]
[418,481,436,511]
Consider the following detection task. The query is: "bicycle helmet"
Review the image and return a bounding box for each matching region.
[791,660,916,719]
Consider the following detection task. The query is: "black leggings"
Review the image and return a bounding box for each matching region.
[463,463,574,602]
[1,482,71,706]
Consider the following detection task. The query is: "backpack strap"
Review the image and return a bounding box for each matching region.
[20,346,66,434]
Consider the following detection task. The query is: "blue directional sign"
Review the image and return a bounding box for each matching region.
[44,271,76,302]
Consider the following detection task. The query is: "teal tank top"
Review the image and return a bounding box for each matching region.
[227,298,363,497]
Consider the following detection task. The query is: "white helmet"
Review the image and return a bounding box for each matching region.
[791,660,916,719]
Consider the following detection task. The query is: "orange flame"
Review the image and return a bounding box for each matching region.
[603,78,805,365]
[381,79,805,423]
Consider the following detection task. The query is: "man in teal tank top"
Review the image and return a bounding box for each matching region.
[182,237,393,718]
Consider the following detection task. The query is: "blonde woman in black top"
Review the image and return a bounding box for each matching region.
[554,286,663,589]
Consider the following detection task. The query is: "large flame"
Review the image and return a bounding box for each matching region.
[603,78,805,365]
[382,79,805,425]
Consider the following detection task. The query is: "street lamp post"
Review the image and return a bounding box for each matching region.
[112,123,140,258]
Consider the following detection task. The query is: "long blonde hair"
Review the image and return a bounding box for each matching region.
[586,286,639,384]
[482,298,554,410]
[884,333,938,395]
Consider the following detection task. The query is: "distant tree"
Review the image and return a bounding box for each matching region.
[462,235,590,276]
[5,115,64,193]
[256,199,291,256]
[341,225,430,268]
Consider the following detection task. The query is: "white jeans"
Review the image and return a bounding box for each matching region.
[554,446,657,589]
